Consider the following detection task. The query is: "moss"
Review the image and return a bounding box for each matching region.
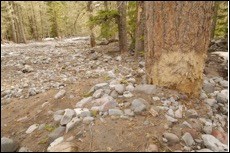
[44,124,55,132]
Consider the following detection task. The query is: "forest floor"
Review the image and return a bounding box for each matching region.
[1,38,228,152]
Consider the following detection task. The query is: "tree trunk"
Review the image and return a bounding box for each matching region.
[104,1,108,10]
[87,1,96,47]
[145,2,214,97]
[117,1,128,54]
[17,3,27,43]
[211,2,219,39]
[135,1,145,56]
[7,2,17,43]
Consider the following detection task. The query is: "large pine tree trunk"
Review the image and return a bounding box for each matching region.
[117,1,128,54]
[145,2,214,97]
[135,1,145,56]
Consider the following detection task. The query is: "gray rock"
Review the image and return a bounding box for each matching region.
[216,93,227,103]
[60,109,75,125]
[186,109,198,118]
[219,80,228,88]
[116,56,122,61]
[182,132,195,146]
[123,91,133,98]
[203,125,212,134]
[1,137,19,152]
[108,109,123,116]
[181,121,192,128]
[91,53,98,60]
[53,114,63,122]
[203,82,215,93]
[110,90,118,98]
[18,147,32,152]
[48,126,65,141]
[22,65,34,73]
[66,117,81,133]
[76,97,93,108]
[131,98,147,114]
[47,137,64,152]
[196,148,213,152]
[126,84,134,92]
[94,83,108,90]
[162,132,179,144]
[124,109,134,117]
[47,142,78,152]
[114,84,125,94]
[54,110,65,115]
[205,99,217,107]
[167,109,174,117]
[83,117,94,124]
[100,100,118,112]
[74,108,91,118]
[146,144,158,152]
[202,134,228,152]
[26,124,39,134]
[200,92,208,100]
[134,84,157,95]
[165,114,178,123]
[93,89,103,98]
[174,105,183,118]
[54,89,66,99]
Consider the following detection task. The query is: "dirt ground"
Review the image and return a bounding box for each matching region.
[1,40,228,152]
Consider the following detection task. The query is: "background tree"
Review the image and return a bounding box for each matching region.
[144,1,215,97]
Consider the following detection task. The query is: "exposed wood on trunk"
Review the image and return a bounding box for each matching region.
[145,2,215,97]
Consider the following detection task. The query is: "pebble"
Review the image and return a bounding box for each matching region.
[75,97,93,108]
[162,132,179,144]
[131,98,147,114]
[60,109,75,125]
[82,117,94,124]
[110,90,118,98]
[186,109,198,118]
[54,89,66,99]
[149,107,158,117]
[174,105,183,118]
[114,84,125,94]
[124,109,134,117]
[181,121,192,128]
[203,125,212,134]
[182,132,195,146]
[134,84,157,95]
[18,147,32,152]
[26,124,39,134]
[152,96,160,101]
[47,142,78,152]
[167,108,174,117]
[123,91,133,98]
[47,137,64,152]
[146,144,158,152]
[165,114,178,123]
[108,109,123,116]
[216,93,227,103]
[93,89,103,98]
[66,117,81,133]
[205,99,217,107]
[203,82,215,93]
[126,84,134,92]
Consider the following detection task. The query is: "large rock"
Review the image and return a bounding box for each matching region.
[134,84,157,95]
[216,92,227,104]
[162,132,179,144]
[47,137,64,152]
[219,80,228,88]
[131,98,147,114]
[76,97,93,108]
[182,132,195,146]
[47,142,78,152]
[60,109,75,125]
[202,134,228,152]
[54,90,66,99]
[66,117,81,133]
[1,137,19,152]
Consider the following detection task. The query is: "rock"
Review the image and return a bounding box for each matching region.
[182,132,195,146]
[114,84,125,94]
[22,65,34,73]
[205,99,217,107]
[149,107,158,117]
[48,126,65,141]
[196,148,213,152]
[131,98,147,114]
[219,80,228,88]
[108,109,123,116]
[211,130,228,145]
[116,56,122,61]
[100,100,118,112]
[124,109,134,117]
[91,53,98,60]
[18,147,32,152]
[127,78,136,83]
[165,114,178,123]
[76,97,93,108]
[54,90,66,99]
[175,105,183,118]
[82,117,94,124]
[38,124,45,130]
[162,132,180,144]
[94,83,108,90]
[146,144,158,152]
[26,124,39,134]
[47,137,64,152]
[107,70,116,78]
[1,137,19,152]
[48,141,78,152]
[216,93,227,103]
[60,109,75,125]
[54,110,65,115]
[202,134,228,152]
[200,92,208,100]
[134,84,157,95]
[152,96,160,101]
[181,121,192,128]
[186,109,198,118]
[126,84,134,92]
[167,109,174,117]
[53,115,63,122]
[123,91,133,98]
[66,117,81,133]
[93,89,103,98]
[203,82,215,93]
[74,108,91,118]
[110,90,118,98]
[203,125,212,134]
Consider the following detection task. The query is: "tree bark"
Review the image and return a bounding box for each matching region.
[117,1,128,54]
[7,2,17,43]
[87,1,96,47]
[145,2,214,97]
[211,2,219,39]
[135,1,145,56]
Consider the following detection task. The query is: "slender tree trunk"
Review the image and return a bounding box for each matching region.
[17,3,27,43]
[87,1,96,47]
[117,1,128,54]
[39,3,44,39]
[7,2,17,43]
[31,2,39,40]
[145,2,214,97]
[135,1,145,56]
[211,2,219,39]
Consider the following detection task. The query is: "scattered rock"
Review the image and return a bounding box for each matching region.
[203,82,215,93]
[1,137,19,152]
[47,137,64,152]
[182,132,195,146]
[152,96,160,101]
[162,132,179,144]
[48,126,65,141]
[108,109,123,116]
[123,91,133,98]
[211,130,228,145]
[216,93,227,103]
[219,80,228,88]
[82,117,94,124]
[205,99,217,107]
[149,107,158,117]
[114,84,125,94]
[60,109,75,125]
[54,89,66,99]
[22,65,34,73]
[94,83,108,90]
[186,109,198,118]
[134,84,157,95]
[202,134,228,152]
[18,147,32,152]
[203,125,212,134]
[146,144,158,152]
[66,117,81,133]
[165,114,178,123]
[124,109,134,117]
[110,90,118,98]
[131,98,147,114]
[181,121,192,128]
[74,108,91,118]
[26,124,39,134]
[76,97,93,108]
[196,148,213,152]
[47,142,78,152]
[100,100,118,112]
[93,89,103,98]
[174,105,183,118]
[53,115,63,122]
[126,84,134,92]
[116,56,122,61]
[167,109,175,117]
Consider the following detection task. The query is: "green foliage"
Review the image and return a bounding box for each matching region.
[89,10,119,39]
[214,2,228,38]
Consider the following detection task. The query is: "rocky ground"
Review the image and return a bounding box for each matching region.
[1,38,228,152]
